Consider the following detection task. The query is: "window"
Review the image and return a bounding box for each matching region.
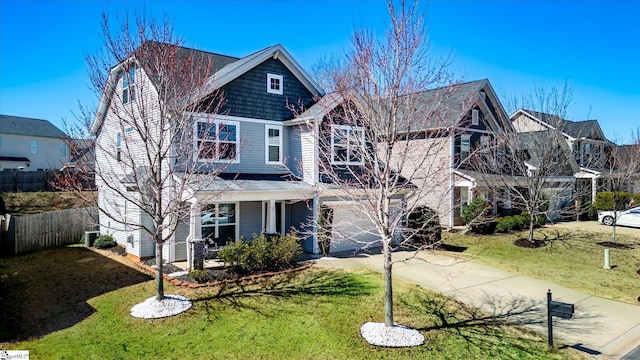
[460,135,471,161]
[195,120,239,162]
[30,140,39,154]
[58,143,66,156]
[265,125,283,164]
[331,125,365,165]
[201,203,237,247]
[267,73,283,95]
[0,135,3,147]
[116,132,122,162]
[122,67,136,104]
[472,109,479,126]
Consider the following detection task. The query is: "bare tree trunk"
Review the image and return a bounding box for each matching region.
[155,241,164,301]
[383,239,393,327]
[528,218,535,243]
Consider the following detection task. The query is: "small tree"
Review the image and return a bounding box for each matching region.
[312,1,458,333]
[69,12,228,301]
[470,82,580,242]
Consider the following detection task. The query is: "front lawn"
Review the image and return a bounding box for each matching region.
[442,224,640,304]
[0,246,585,359]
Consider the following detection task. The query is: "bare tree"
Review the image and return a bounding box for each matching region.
[594,131,640,242]
[69,12,227,301]
[312,1,457,330]
[470,83,579,242]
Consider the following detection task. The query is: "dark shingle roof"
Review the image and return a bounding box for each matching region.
[0,115,68,138]
[397,79,487,132]
[520,110,601,140]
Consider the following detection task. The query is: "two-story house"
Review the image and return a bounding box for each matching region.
[511,109,618,202]
[387,79,516,228]
[91,42,398,262]
[0,115,70,171]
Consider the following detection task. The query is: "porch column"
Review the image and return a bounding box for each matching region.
[267,199,277,233]
[591,177,597,202]
[186,200,202,271]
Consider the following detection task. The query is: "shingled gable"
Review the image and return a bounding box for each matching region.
[512,109,607,141]
[90,42,324,134]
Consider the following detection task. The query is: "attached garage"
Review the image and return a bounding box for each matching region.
[324,199,403,254]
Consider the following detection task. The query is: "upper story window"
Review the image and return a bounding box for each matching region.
[30,140,39,154]
[195,120,239,163]
[122,67,136,104]
[265,125,283,164]
[58,143,66,156]
[460,134,471,161]
[331,125,364,165]
[116,132,122,162]
[267,73,283,95]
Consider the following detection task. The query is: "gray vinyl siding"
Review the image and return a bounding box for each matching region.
[287,124,315,181]
[217,58,315,121]
[192,121,292,175]
[239,201,262,239]
[289,200,314,252]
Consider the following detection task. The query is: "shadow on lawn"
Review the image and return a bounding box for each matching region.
[0,246,152,342]
[192,269,377,316]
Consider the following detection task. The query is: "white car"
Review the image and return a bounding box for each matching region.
[598,207,640,228]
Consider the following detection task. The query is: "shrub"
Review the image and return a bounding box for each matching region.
[594,191,632,211]
[462,196,496,234]
[218,232,302,274]
[495,216,514,233]
[189,269,209,283]
[94,235,115,248]
[512,215,527,230]
[406,206,441,246]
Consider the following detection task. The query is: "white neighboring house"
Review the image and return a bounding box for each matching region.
[0,115,70,171]
[90,42,402,262]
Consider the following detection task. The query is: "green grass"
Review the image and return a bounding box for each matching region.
[442,226,640,304]
[0,246,585,359]
[2,191,95,215]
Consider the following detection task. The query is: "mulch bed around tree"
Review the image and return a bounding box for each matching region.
[597,241,634,250]
[513,238,547,248]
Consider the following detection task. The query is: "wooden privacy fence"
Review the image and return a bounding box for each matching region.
[0,207,98,256]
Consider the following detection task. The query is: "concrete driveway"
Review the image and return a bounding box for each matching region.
[312,228,640,359]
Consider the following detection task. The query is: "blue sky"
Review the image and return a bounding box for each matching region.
[1,0,639,143]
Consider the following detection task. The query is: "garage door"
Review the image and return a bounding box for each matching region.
[329,204,380,253]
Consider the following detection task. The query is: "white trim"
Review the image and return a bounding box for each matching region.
[267,73,283,95]
[188,112,287,127]
[194,119,240,164]
[472,109,479,126]
[265,124,283,164]
[330,124,365,165]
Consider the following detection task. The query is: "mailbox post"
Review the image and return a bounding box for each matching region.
[547,289,575,347]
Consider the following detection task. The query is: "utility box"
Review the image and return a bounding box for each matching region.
[84,231,100,248]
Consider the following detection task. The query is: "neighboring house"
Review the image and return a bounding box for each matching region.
[91,42,397,262]
[511,109,623,202]
[63,139,96,174]
[390,79,516,228]
[0,115,70,171]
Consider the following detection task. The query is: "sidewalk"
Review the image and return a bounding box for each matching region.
[312,250,640,360]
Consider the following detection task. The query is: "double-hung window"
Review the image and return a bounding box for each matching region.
[122,67,136,104]
[265,125,283,164]
[196,120,239,162]
[58,143,66,156]
[30,140,39,154]
[331,125,364,165]
[460,134,471,161]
